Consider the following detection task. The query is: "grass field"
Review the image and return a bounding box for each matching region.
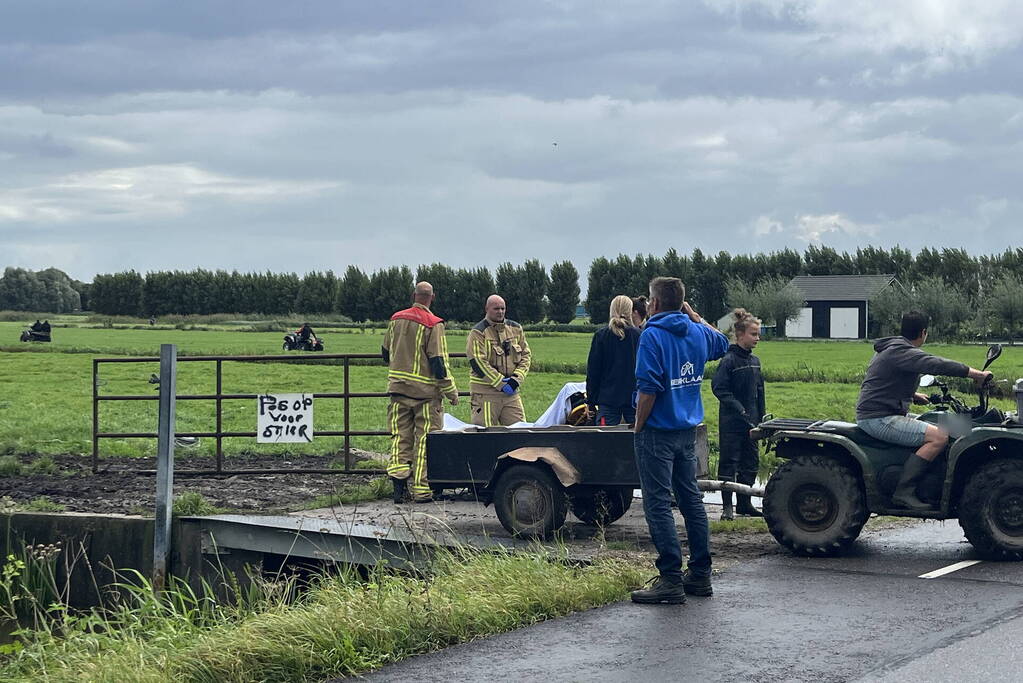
[4,320,1020,378]
[1,320,1019,460]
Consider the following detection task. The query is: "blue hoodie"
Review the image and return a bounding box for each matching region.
[635,311,729,430]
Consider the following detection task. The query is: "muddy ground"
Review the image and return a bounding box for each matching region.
[0,452,381,514]
[0,454,912,565]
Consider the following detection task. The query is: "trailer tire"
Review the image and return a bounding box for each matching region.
[493,464,568,539]
[764,454,868,557]
[569,486,633,526]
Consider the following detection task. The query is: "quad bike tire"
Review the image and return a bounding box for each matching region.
[764,454,869,557]
[958,458,1023,561]
[493,464,568,540]
[569,486,633,526]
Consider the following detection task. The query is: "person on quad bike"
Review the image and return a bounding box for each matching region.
[296,322,317,345]
[856,310,992,511]
[712,308,766,520]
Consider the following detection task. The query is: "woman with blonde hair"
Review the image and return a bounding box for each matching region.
[586,295,641,425]
[711,308,766,519]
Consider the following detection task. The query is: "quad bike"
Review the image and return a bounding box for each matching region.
[282,333,324,352]
[754,344,1023,560]
[20,329,51,342]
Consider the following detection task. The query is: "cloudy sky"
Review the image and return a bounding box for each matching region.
[2,0,1022,281]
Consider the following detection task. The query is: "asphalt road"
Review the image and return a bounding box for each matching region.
[361,521,1023,682]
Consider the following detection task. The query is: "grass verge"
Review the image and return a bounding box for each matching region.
[0,550,644,682]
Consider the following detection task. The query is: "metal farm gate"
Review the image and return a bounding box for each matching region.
[91,351,469,475]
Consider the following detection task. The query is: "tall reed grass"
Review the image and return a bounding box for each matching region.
[0,546,643,682]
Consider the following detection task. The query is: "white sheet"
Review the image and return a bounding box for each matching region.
[441,381,587,431]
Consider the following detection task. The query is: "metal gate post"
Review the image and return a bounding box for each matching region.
[153,343,177,593]
[92,358,100,474]
[343,356,351,469]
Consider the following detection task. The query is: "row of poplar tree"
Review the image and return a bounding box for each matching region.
[85,260,582,324]
[3,245,1023,331]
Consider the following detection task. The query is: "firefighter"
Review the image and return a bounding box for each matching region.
[382,282,458,503]
[466,294,531,426]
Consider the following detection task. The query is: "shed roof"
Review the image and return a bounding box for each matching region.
[786,274,897,302]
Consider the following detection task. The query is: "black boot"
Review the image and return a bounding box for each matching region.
[892,455,933,511]
[391,477,407,504]
[735,473,763,517]
[736,494,763,517]
[682,569,713,596]
[721,489,734,521]
[630,576,686,605]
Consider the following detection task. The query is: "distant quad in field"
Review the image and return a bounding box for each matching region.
[282,333,323,352]
[755,344,1023,561]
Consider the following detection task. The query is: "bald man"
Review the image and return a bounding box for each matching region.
[382,281,459,503]
[466,294,532,426]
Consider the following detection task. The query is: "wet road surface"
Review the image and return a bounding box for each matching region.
[361,521,1023,682]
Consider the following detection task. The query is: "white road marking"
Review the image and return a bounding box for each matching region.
[918,560,982,579]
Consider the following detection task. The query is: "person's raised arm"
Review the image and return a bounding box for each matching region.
[683,301,728,360]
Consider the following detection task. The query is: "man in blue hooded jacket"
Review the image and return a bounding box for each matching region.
[630,276,729,605]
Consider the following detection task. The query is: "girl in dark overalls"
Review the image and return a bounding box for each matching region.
[712,309,766,520]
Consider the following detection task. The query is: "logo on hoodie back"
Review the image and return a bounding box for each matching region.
[671,361,702,388]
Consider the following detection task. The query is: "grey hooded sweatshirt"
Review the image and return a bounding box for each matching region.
[855,336,969,420]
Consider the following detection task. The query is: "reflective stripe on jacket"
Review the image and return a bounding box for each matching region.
[466,318,531,396]
[382,303,457,401]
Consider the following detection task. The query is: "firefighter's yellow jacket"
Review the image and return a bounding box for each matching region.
[466,318,531,396]
[382,303,457,401]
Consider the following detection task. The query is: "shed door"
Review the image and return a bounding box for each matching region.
[787,307,813,337]
[829,307,859,338]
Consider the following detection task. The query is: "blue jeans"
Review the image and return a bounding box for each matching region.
[596,404,636,426]
[634,426,711,580]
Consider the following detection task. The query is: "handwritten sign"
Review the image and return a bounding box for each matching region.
[257,393,313,443]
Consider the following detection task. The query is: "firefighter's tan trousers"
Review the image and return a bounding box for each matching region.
[386,395,441,498]
[470,393,525,427]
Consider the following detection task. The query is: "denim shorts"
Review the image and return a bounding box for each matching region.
[857,415,928,447]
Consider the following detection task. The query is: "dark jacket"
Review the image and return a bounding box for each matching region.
[712,344,765,431]
[856,336,970,420]
[635,312,729,430]
[586,326,641,409]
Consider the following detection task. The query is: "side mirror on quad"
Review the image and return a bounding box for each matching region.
[984,344,1002,371]
[919,374,936,388]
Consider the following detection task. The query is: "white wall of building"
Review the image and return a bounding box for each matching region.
[787,307,813,337]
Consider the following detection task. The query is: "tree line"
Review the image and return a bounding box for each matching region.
[0,267,86,313]
[81,261,581,324]
[4,245,1022,336]
[586,245,1023,324]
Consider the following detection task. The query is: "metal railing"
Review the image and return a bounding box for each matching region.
[92,352,468,475]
